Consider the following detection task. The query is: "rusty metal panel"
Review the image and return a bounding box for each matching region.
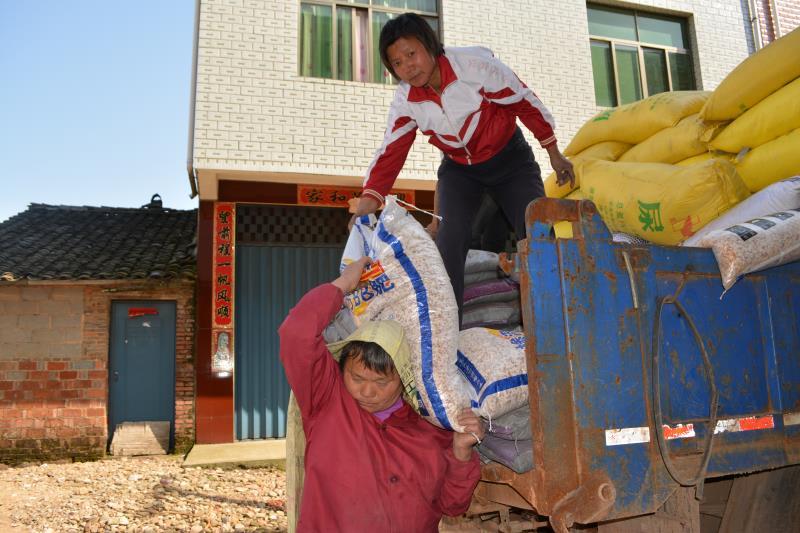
[519,198,800,529]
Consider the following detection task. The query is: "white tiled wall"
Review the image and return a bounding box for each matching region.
[192,0,755,189]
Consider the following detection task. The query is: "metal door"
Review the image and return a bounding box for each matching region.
[108,301,176,443]
[235,245,341,439]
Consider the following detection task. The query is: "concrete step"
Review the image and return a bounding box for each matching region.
[183,439,286,469]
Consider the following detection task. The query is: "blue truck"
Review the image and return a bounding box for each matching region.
[460,198,800,532]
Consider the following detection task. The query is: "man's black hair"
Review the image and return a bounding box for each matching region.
[339,340,396,376]
[379,13,444,79]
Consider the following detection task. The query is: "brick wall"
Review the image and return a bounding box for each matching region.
[0,281,195,464]
[192,0,755,185]
[754,1,799,46]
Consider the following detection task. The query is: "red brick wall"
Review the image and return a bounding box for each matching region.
[0,281,195,464]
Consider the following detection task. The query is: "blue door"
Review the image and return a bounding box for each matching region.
[108,301,176,445]
[235,245,341,439]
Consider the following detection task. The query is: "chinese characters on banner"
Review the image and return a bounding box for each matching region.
[212,203,235,376]
[297,185,415,208]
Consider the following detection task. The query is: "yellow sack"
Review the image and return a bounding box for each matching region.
[580,159,749,245]
[565,91,709,156]
[710,77,800,153]
[674,153,733,167]
[736,128,800,192]
[619,114,707,164]
[675,153,713,167]
[544,141,631,198]
[700,26,800,122]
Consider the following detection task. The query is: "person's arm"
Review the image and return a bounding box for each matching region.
[278,258,370,420]
[481,56,575,187]
[438,408,484,516]
[356,87,418,216]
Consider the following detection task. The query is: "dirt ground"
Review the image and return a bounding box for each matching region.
[0,455,287,532]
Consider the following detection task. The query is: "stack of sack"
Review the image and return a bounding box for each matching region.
[539,27,800,290]
[702,26,800,192]
[462,249,521,330]
[543,26,800,249]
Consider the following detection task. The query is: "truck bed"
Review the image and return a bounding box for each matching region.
[476,198,800,530]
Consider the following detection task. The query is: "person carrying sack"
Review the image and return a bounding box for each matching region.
[279,257,484,532]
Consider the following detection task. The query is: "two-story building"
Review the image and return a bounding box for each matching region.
[187,0,799,444]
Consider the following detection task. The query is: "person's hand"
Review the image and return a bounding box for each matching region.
[547,146,575,188]
[452,408,485,462]
[332,257,370,294]
[354,196,381,216]
[425,217,440,239]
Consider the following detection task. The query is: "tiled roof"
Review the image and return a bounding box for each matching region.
[0,201,197,282]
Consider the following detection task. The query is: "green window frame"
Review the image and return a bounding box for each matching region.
[588,4,696,107]
[299,0,440,84]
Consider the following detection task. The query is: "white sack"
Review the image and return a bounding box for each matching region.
[699,209,800,290]
[683,177,800,247]
[341,197,469,431]
[456,328,529,419]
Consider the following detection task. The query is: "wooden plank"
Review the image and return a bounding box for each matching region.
[719,465,800,533]
[597,486,699,532]
[286,394,305,533]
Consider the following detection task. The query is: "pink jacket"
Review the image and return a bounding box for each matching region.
[279,283,481,532]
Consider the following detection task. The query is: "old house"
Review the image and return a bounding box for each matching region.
[187,0,799,445]
[0,198,196,463]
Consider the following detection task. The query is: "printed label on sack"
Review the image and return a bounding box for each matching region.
[769,211,795,221]
[748,218,776,231]
[343,261,396,316]
[487,329,526,350]
[456,351,487,394]
[726,224,758,241]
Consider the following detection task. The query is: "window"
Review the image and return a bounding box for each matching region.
[299,1,440,84]
[588,4,695,107]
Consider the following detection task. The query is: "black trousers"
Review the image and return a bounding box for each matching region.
[435,128,544,325]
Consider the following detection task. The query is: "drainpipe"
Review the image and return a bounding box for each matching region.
[769,0,783,38]
[747,0,763,51]
[186,0,201,199]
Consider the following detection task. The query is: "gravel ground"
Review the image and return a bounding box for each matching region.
[0,455,287,532]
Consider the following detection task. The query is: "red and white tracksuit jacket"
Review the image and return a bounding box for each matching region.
[362,46,558,205]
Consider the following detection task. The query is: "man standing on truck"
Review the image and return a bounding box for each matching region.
[352,13,575,323]
[279,257,484,532]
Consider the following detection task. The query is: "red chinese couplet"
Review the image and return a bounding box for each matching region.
[213,203,235,328]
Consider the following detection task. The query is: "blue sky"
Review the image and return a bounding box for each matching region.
[0,1,197,223]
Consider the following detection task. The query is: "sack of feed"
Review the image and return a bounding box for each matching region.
[710,77,800,154]
[340,196,469,431]
[699,209,800,290]
[580,158,750,245]
[683,177,800,247]
[463,278,520,306]
[462,301,521,330]
[465,249,500,274]
[465,269,501,286]
[456,328,529,419]
[735,128,800,192]
[618,114,707,164]
[565,91,709,156]
[476,404,533,473]
[543,141,631,198]
[700,26,800,122]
